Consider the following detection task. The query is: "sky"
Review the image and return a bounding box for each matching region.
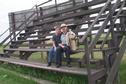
[0,0,68,34]
[0,0,38,32]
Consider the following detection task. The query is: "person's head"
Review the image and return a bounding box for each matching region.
[60,23,67,34]
[54,26,61,35]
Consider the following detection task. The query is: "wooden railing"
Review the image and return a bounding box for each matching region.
[80,0,112,43]
[88,0,121,52]
[101,0,126,49]
[80,0,125,83]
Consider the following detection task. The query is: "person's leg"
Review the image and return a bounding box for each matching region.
[48,46,54,66]
[64,46,71,67]
[55,46,62,67]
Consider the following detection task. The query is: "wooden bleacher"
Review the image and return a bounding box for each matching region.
[0,0,126,84]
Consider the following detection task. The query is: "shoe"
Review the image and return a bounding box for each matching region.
[66,63,72,67]
[56,64,60,68]
[47,62,51,67]
[59,63,62,66]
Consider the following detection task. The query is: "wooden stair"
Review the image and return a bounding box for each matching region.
[0,0,126,84]
[0,57,105,76]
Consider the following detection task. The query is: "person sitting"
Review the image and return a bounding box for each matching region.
[47,26,61,66]
[56,23,72,67]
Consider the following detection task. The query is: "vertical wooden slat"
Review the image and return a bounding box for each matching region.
[11,13,16,41]
[85,38,95,84]
[105,36,126,84]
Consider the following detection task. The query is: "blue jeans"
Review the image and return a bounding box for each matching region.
[56,46,70,65]
[48,46,56,63]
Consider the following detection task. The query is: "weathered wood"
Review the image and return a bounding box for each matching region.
[12,38,50,43]
[0,0,126,84]
[80,0,112,43]
[3,47,117,53]
[4,48,50,52]
[0,57,105,76]
[35,7,104,26]
[105,36,126,84]
[88,0,121,57]
[11,44,52,48]
[37,0,107,20]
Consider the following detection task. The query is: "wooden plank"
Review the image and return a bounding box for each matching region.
[0,57,105,76]
[35,3,122,27]
[38,0,107,20]
[105,36,126,84]
[36,7,103,26]
[11,44,52,48]
[4,48,50,52]
[4,53,19,57]
[26,12,122,33]
[80,0,111,43]
[12,38,50,43]
[89,0,122,51]
[3,47,117,53]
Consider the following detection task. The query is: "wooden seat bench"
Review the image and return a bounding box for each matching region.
[0,0,126,83]
[0,57,106,77]
[2,47,116,68]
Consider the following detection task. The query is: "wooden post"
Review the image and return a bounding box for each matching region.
[72,0,76,13]
[36,5,39,20]
[55,0,58,11]
[11,13,16,41]
[85,38,95,84]
[39,7,43,17]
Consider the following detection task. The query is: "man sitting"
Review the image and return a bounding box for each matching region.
[56,24,72,67]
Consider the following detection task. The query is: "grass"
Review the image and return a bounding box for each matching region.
[0,39,126,84]
[0,63,88,84]
[119,62,126,84]
[0,69,40,84]
[0,51,126,84]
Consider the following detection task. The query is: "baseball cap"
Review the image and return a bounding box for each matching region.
[60,23,67,28]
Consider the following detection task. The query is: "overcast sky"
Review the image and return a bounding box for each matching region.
[0,0,68,34]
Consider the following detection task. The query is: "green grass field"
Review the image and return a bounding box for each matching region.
[0,69,40,84]
[0,45,126,84]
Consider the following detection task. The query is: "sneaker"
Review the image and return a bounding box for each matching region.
[47,62,51,67]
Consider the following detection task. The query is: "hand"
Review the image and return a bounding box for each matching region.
[62,46,65,48]
[75,37,78,40]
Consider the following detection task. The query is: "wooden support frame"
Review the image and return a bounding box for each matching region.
[0,0,126,84]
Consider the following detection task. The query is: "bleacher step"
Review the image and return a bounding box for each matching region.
[0,57,105,76]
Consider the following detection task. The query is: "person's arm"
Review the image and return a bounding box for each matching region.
[59,43,65,48]
[52,41,57,51]
[52,35,57,51]
[58,34,65,48]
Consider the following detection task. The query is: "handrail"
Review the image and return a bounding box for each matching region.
[37,0,52,7]
[0,28,9,38]
[38,0,107,20]
[105,36,126,84]
[105,1,125,83]
[101,0,125,49]
[1,11,36,47]
[88,0,121,51]
[80,0,111,43]
[0,5,36,46]
[0,0,52,47]
[0,2,37,42]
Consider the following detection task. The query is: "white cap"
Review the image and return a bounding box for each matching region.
[60,23,67,28]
